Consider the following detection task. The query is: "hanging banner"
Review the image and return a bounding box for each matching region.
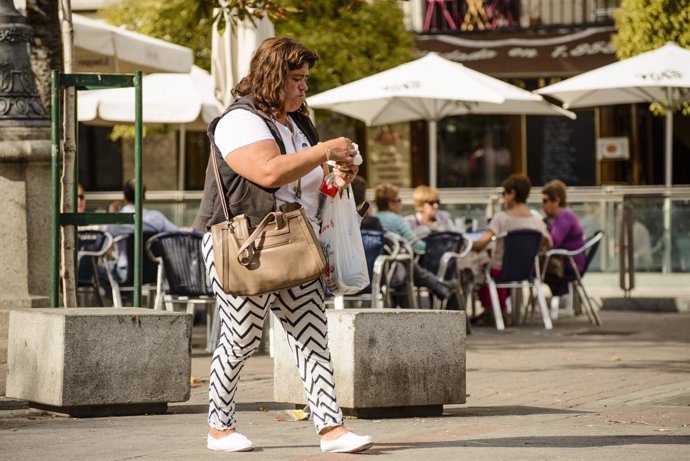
[417,27,616,78]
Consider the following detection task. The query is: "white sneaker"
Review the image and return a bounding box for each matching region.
[207,432,254,452]
[320,431,373,453]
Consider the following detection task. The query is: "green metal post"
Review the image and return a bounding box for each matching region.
[50,72,140,307]
[133,71,143,307]
[72,89,79,288]
[50,71,61,308]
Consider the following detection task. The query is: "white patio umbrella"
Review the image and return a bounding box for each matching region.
[78,66,223,188]
[73,14,194,74]
[211,8,275,107]
[536,42,690,189]
[307,52,575,186]
[78,66,221,128]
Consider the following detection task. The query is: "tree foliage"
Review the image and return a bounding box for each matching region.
[100,0,415,95]
[613,0,690,114]
[613,0,690,58]
[101,0,214,70]
[273,0,416,95]
[100,0,414,132]
[195,0,301,32]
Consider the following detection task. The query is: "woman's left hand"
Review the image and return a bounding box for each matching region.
[333,164,359,188]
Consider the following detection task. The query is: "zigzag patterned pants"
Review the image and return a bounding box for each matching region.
[202,233,343,432]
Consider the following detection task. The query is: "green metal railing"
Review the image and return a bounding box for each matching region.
[50,71,143,307]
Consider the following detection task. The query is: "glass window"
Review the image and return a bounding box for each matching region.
[437,115,513,188]
[77,125,123,191]
[184,131,210,190]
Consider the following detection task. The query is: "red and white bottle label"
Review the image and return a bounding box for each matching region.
[320,178,338,197]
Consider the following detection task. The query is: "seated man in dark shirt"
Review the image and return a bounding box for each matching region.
[351,176,383,231]
[105,179,178,283]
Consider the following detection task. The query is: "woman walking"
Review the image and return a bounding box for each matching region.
[193,37,372,454]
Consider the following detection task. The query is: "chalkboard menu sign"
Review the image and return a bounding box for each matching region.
[526,110,596,186]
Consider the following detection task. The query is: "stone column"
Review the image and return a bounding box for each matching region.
[0,0,51,364]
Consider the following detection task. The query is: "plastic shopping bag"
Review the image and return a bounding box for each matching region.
[319,187,370,296]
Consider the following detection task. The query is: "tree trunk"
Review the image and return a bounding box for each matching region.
[59,0,77,308]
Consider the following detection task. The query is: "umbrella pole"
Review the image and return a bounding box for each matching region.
[663,95,673,273]
[429,120,437,188]
[665,93,673,190]
[178,124,186,191]
[178,125,186,227]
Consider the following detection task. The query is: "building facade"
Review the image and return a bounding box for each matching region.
[49,1,690,273]
[373,0,689,189]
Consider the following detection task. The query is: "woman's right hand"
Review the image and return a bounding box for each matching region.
[323,137,357,164]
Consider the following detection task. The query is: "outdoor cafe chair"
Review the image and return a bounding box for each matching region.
[333,230,417,309]
[146,231,217,352]
[381,232,419,309]
[332,229,385,309]
[486,229,552,331]
[110,231,159,308]
[541,230,604,326]
[418,231,472,311]
[77,229,115,307]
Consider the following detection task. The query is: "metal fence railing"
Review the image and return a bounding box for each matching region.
[83,185,690,277]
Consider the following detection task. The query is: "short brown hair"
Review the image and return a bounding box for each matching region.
[412,185,440,210]
[542,179,568,207]
[502,174,531,204]
[123,178,146,203]
[232,37,319,119]
[374,183,400,211]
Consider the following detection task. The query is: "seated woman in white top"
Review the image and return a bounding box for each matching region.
[471,174,552,323]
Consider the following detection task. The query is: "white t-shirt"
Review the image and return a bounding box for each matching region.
[214,109,324,230]
[487,211,547,270]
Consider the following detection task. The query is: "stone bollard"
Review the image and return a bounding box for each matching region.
[273,309,466,418]
[6,308,192,417]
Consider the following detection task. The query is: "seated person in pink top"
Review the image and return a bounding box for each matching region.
[471,174,552,324]
[541,179,586,301]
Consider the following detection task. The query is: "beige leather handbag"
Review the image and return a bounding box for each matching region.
[209,152,326,296]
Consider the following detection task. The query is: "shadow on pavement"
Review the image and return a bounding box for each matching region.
[0,398,28,411]
[169,401,292,415]
[191,351,212,358]
[430,434,690,448]
[168,403,588,418]
[444,405,587,417]
[469,359,690,374]
[370,435,690,453]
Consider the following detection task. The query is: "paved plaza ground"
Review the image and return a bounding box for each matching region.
[1,305,689,460]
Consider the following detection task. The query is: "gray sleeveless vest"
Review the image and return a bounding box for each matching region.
[192,97,319,231]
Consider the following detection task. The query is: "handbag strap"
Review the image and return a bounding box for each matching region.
[211,147,304,218]
[210,150,231,221]
[236,211,285,265]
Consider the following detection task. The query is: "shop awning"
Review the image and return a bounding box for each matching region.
[417,27,617,78]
